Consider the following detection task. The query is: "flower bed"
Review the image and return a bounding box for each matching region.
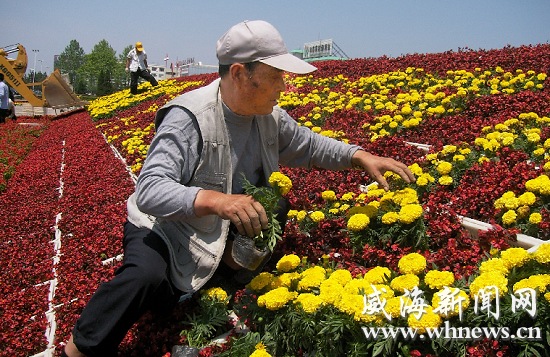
[1,44,549,356]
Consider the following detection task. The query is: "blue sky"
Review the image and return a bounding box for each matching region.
[5,0,550,75]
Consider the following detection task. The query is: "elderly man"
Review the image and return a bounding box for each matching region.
[64,20,414,356]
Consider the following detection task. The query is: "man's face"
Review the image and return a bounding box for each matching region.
[239,63,286,116]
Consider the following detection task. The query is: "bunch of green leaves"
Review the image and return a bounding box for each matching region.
[181,293,231,348]
[241,174,283,252]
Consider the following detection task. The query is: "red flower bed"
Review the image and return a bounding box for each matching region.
[1,44,550,356]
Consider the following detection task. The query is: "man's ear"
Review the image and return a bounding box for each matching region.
[229,63,247,82]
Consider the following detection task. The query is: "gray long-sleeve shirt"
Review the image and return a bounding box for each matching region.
[134,103,360,221]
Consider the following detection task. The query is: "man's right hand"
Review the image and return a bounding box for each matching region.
[194,190,268,238]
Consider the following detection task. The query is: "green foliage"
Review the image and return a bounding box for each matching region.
[241,174,283,252]
[55,39,85,86]
[181,293,231,349]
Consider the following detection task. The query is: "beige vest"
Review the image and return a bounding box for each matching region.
[131,78,280,292]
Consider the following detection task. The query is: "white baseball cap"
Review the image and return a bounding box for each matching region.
[216,20,317,74]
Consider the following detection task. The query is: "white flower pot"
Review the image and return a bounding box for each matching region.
[458,215,545,251]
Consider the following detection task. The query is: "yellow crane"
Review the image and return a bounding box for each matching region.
[0,43,87,109]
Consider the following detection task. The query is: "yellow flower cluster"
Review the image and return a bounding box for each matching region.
[268,171,292,196]
[424,270,455,290]
[249,342,272,357]
[407,306,442,334]
[346,213,370,231]
[276,254,301,273]
[88,79,204,119]
[398,252,427,275]
[257,287,298,311]
[494,174,549,227]
[281,67,546,143]
[203,287,229,304]
[476,113,550,159]
[469,271,509,298]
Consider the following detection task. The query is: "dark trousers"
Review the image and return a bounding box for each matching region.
[0,108,9,123]
[72,222,182,356]
[130,69,158,94]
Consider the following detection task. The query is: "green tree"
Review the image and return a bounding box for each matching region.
[78,39,118,95]
[55,40,85,87]
[116,44,134,89]
[96,69,113,96]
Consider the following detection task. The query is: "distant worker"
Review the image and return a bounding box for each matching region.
[0,73,10,123]
[7,86,17,120]
[125,41,158,95]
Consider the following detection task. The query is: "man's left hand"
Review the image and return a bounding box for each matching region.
[351,150,415,190]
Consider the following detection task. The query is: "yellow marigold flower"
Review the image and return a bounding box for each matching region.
[479,258,509,275]
[287,209,298,218]
[381,211,399,224]
[512,274,550,294]
[500,247,530,269]
[469,271,508,298]
[533,148,545,157]
[338,203,350,213]
[276,254,301,273]
[529,212,542,224]
[319,279,345,304]
[398,253,427,275]
[364,266,392,284]
[348,205,378,218]
[328,269,353,286]
[250,345,272,357]
[347,213,370,231]
[501,209,517,225]
[416,175,429,186]
[309,211,325,223]
[294,293,324,313]
[203,287,228,303]
[533,243,550,264]
[408,163,424,176]
[270,272,300,289]
[298,266,327,291]
[426,153,438,162]
[296,210,308,221]
[518,191,537,206]
[527,132,541,143]
[516,205,530,219]
[438,175,453,186]
[407,306,442,334]
[385,296,410,318]
[392,188,419,206]
[424,270,455,289]
[390,274,420,293]
[343,278,372,295]
[335,293,378,323]
[398,204,423,224]
[432,288,470,318]
[436,161,453,175]
[257,287,298,310]
[268,171,292,195]
[248,272,275,291]
[321,190,337,201]
[441,145,457,154]
[341,192,356,201]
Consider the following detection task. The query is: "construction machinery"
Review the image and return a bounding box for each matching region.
[0,43,87,110]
